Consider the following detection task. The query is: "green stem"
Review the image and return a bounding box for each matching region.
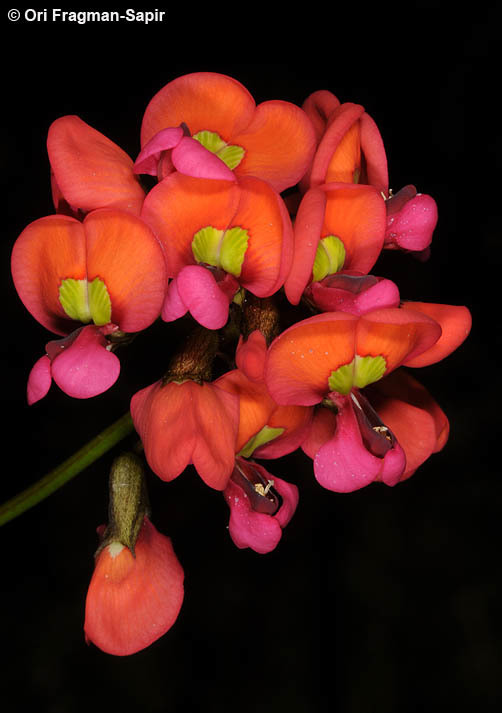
[0,411,134,527]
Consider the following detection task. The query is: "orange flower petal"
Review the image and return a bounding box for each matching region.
[265,313,358,405]
[83,209,167,332]
[322,183,387,273]
[367,370,449,479]
[309,103,365,187]
[234,177,293,296]
[11,214,86,335]
[47,116,145,215]
[141,174,240,276]
[400,302,472,367]
[216,369,275,453]
[233,100,316,192]
[191,382,240,490]
[140,72,255,146]
[284,187,327,305]
[357,308,442,374]
[84,517,184,656]
[131,380,197,481]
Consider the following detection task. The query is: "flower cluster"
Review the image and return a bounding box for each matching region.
[11,72,471,656]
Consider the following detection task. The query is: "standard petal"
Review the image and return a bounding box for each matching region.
[83,209,167,332]
[357,307,443,375]
[234,176,294,297]
[11,214,86,335]
[140,72,256,147]
[232,100,316,192]
[141,174,240,277]
[191,383,240,490]
[308,103,365,187]
[47,115,145,215]
[284,187,327,305]
[321,183,387,274]
[50,326,120,399]
[131,381,197,481]
[400,302,472,367]
[265,312,358,405]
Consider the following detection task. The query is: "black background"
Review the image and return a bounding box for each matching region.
[1,4,500,712]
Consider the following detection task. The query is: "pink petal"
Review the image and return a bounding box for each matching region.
[385,192,438,251]
[273,476,300,529]
[171,136,236,181]
[314,399,382,493]
[313,393,405,493]
[223,461,298,554]
[133,127,184,175]
[309,274,400,315]
[161,277,189,323]
[50,326,120,399]
[27,355,52,405]
[225,477,283,554]
[176,265,230,329]
[379,439,407,486]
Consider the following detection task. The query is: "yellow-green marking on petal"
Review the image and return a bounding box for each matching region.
[238,425,285,459]
[328,358,355,395]
[193,130,245,170]
[328,354,387,394]
[220,227,249,276]
[312,235,346,282]
[192,226,224,269]
[353,354,387,389]
[192,225,249,277]
[59,277,112,326]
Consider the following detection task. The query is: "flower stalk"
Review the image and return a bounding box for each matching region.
[0,411,134,526]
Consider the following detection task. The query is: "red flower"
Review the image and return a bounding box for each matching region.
[284,182,387,305]
[142,174,293,329]
[139,72,316,192]
[11,209,166,401]
[131,378,239,491]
